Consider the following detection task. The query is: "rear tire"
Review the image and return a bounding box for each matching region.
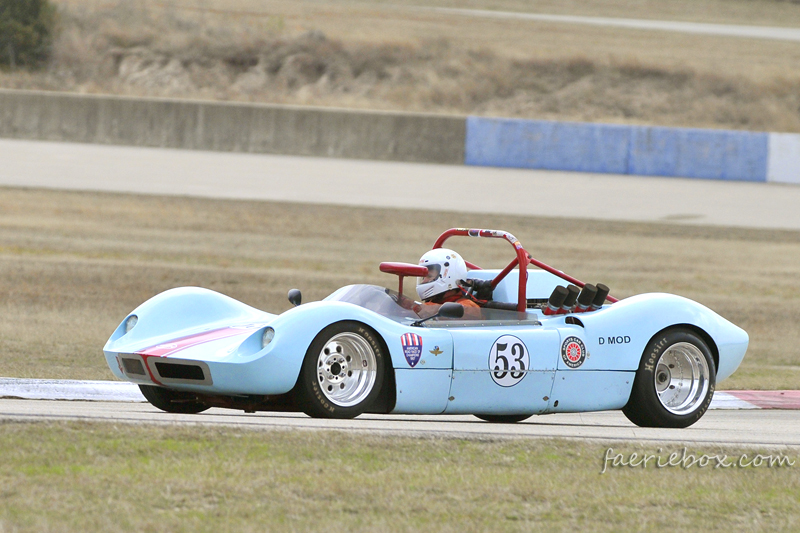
[139,385,210,414]
[295,321,386,419]
[474,414,532,423]
[622,329,715,428]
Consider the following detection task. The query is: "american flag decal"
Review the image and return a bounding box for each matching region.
[401,333,423,368]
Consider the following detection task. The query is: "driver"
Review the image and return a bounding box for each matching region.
[415,249,482,319]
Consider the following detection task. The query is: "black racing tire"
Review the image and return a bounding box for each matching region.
[138,385,210,414]
[474,414,532,424]
[622,329,716,428]
[295,321,386,419]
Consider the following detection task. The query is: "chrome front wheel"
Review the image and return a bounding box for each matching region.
[296,321,386,419]
[316,332,378,408]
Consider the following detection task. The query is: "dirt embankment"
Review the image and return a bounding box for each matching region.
[2,3,799,132]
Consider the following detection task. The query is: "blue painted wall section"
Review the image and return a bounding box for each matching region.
[465,116,769,182]
[629,126,768,181]
[465,117,630,174]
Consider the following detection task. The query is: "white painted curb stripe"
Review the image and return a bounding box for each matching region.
[0,378,144,402]
[0,378,768,409]
[708,391,760,410]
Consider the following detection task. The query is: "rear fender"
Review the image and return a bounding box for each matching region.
[576,293,747,378]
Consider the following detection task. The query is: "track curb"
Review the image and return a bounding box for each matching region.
[1,378,796,409]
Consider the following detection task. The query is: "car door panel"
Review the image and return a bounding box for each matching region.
[444,327,560,414]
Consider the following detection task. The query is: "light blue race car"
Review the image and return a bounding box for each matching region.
[103,228,748,428]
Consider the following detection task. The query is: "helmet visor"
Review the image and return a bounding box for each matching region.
[419,264,441,285]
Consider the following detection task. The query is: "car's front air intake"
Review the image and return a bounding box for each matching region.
[154,362,205,381]
[121,358,146,376]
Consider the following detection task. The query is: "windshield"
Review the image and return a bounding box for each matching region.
[324,284,539,326]
[324,285,420,322]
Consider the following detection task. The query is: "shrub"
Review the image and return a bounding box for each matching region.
[0,0,56,69]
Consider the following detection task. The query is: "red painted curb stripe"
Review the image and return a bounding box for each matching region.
[722,390,800,410]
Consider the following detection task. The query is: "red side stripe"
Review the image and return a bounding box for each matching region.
[137,324,264,357]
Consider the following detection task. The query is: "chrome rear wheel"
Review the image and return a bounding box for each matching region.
[623,329,716,428]
[654,342,710,416]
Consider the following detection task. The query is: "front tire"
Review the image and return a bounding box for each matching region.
[623,329,715,428]
[295,321,386,419]
[139,385,210,414]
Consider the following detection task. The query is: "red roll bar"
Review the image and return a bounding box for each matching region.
[379,262,427,297]
[432,228,618,312]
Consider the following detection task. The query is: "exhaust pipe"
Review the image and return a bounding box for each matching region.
[575,284,598,313]
[559,285,581,314]
[543,286,569,315]
[591,283,610,311]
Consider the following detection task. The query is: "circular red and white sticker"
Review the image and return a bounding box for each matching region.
[561,337,587,369]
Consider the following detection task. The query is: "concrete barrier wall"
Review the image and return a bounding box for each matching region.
[0,89,797,184]
[0,89,465,164]
[465,116,773,182]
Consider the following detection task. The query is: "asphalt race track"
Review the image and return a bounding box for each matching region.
[2,139,800,447]
[422,7,800,43]
[1,379,795,447]
[0,399,797,449]
[3,139,800,230]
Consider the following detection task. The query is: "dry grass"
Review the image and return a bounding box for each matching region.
[1,0,799,131]
[1,186,799,389]
[0,421,798,532]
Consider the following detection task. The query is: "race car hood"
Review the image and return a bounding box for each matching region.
[104,286,277,358]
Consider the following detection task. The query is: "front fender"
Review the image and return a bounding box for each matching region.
[265,301,455,379]
[105,287,274,353]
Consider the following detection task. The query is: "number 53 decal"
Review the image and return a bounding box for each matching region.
[489,335,530,387]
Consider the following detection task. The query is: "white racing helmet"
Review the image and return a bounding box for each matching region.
[416,248,468,301]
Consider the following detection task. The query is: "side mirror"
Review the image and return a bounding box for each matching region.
[288,289,302,307]
[438,302,465,319]
[411,302,464,327]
